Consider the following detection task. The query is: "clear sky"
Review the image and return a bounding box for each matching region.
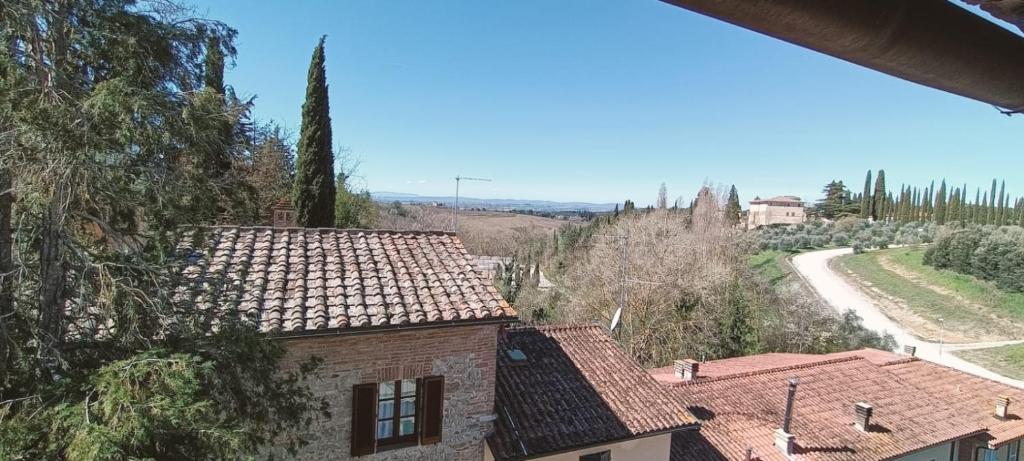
[193,0,1022,206]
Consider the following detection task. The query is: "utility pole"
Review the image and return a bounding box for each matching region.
[452,176,491,233]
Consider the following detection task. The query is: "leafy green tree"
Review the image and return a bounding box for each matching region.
[0,3,324,458]
[293,36,336,227]
[860,170,872,218]
[997,180,1007,226]
[725,184,742,224]
[948,187,961,223]
[872,170,886,221]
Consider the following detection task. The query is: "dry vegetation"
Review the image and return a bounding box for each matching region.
[377,203,569,256]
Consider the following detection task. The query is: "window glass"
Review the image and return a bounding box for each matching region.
[379,382,394,399]
[401,397,416,417]
[377,419,393,439]
[378,400,394,419]
[377,379,419,444]
[402,379,416,396]
[399,417,416,436]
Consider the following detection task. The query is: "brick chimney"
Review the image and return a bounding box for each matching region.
[674,359,699,381]
[854,402,873,431]
[903,345,917,357]
[272,198,296,228]
[775,377,799,456]
[996,395,1011,419]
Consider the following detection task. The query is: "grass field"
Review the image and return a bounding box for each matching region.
[835,247,1024,341]
[956,343,1024,381]
[748,250,794,285]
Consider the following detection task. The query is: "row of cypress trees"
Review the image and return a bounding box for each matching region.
[856,170,1023,226]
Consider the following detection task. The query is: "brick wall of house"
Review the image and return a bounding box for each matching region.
[265,323,501,461]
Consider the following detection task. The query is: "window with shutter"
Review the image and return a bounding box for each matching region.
[420,376,445,445]
[351,383,378,456]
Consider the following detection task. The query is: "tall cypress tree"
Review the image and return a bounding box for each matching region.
[725,185,742,225]
[973,188,981,224]
[997,180,1007,226]
[934,180,947,224]
[948,187,961,223]
[988,179,998,225]
[871,170,886,221]
[204,36,225,95]
[861,170,872,219]
[293,36,336,227]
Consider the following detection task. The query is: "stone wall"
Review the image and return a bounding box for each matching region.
[266,323,501,460]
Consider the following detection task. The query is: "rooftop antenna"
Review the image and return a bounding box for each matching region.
[452,175,491,233]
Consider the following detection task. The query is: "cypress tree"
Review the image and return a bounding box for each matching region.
[293,36,336,227]
[934,180,947,224]
[871,170,886,221]
[997,180,1007,226]
[948,187,961,223]
[989,179,998,225]
[972,188,981,224]
[861,170,872,219]
[204,35,225,95]
[725,185,742,225]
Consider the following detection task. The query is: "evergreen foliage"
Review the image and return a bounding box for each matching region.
[860,170,872,219]
[871,170,886,221]
[725,185,742,225]
[293,36,336,227]
[0,3,325,457]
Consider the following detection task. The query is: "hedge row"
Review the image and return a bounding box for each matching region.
[923,225,1024,293]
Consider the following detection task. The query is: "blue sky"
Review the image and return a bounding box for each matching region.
[194,0,1021,206]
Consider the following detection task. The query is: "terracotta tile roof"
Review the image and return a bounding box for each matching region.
[883,359,1024,448]
[489,325,699,461]
[651,349,901,384]
[171,226,515,333]
[670,356,986,461]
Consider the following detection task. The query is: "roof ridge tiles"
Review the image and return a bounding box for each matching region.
[670,355,866,386]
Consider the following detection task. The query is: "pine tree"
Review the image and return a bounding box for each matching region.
[860,170,872,219]
[872,170,886,221]
[934,180,947,224]
[726,185,742,225]
[293,36,336,227]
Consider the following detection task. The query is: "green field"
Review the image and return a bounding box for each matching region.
[835,247,1024,340]
[956,343,1024,381]
[749,250,793,285]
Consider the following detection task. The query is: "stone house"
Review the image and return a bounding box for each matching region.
[747,195,806,229]
[173,226,517,460]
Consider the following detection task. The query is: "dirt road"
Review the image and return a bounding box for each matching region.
[791,247,1024,388]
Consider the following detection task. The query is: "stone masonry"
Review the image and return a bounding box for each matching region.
[266,323,501,460]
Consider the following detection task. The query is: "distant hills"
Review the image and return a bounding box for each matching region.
[371,192,618,212]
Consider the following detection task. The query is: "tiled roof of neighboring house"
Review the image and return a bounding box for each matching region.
[650,349,900,384]
[171,227,515,334]
[884,359,1024,448]
[665,349,1024,461]
[489,325,699,461]
[670,356,984,461]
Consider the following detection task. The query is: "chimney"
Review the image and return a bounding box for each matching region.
[903,345,917,357]
[674,359,699,381]
[996,395,1011,418]
[775,377,799,456]
[854,402,873,431]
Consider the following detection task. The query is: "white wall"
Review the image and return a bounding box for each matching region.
[893,442,954,461]
[484,433,672,461]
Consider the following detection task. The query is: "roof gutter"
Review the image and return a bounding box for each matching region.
[659,0,1024,113]
[270,316,518,341]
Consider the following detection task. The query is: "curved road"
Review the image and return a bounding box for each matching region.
[791,247,1024,388]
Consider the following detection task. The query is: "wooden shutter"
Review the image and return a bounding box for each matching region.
[420,376,445,445]
[351,383,378,456]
